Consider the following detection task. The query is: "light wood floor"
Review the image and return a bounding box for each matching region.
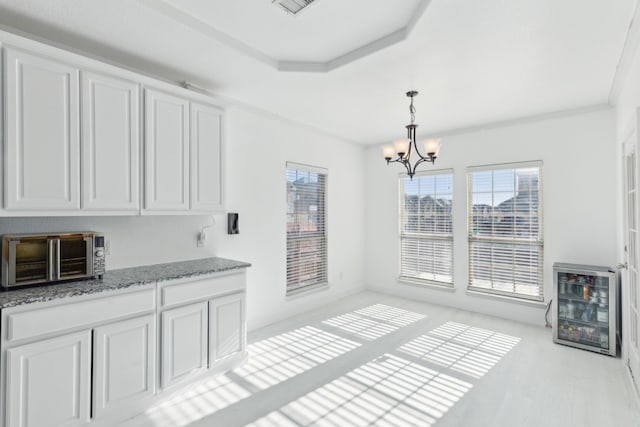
[125,291,640,427]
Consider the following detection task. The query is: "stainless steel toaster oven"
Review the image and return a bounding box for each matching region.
[1,232,105,288]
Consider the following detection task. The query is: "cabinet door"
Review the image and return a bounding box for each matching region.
[4,47,80,210]
[6,331,91,427]
[209,292,246,364]
[81,71,140,211]
[190,102,224,211]
[161,302,207,388]
[144,88,189,211]
[93,315,156,419]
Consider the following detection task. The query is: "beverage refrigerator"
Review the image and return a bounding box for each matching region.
[552,263,617,356]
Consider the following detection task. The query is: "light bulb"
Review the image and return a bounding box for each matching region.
[423,138,441,156]
[382,145,395,160]
[393,138,410,157]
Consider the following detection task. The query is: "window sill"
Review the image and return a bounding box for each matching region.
[466,289,547,308]
[286,283,329,299]
[397,277,456,292]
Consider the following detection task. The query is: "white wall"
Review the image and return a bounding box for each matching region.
[0,106,367,331]
[613,33,640,368]
[615,43,640,137]
[0,215,220,268]
[209,107,366,329]
[364,108,617,326]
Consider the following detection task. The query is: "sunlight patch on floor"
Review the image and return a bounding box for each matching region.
[398,321,520,378]
[247,353,472,427]
[236,325,361,389]
[322,304,426,340]
[143,325,360,426]
[146,375,252,427]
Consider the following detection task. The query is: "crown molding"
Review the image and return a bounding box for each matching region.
[609,0,640,105]
[327,28,408,72]
[136,0,277,68]
[137,0,432,73]
[367,103,613,147]
[431,104,613,138]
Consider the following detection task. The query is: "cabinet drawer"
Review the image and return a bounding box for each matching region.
[161,272,245,308]
[6,288,155,342]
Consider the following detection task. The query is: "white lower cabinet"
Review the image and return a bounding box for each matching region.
[92,315,156,419]
[6,331,91,427]
[161,302,208,389]
[1,271,248,426]
[209,292,246,364]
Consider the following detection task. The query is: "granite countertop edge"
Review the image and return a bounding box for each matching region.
[0,257,251,310]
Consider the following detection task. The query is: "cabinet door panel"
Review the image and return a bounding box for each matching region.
[4,47,80,210]
[82,71,139,210]
[6,331,91,427]
[161,302,207,388]
[93,315,155,418]
[144,88,189,211]
[209,292,246,364]
[190,102,223,211]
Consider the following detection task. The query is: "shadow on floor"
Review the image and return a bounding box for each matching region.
[137,300,521,427]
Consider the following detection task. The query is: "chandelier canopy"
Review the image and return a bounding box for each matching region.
[382,91,441,179]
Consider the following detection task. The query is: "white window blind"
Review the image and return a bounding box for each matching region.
[286,163,327,294]
[468,162,543,301]
[400,170,453,286]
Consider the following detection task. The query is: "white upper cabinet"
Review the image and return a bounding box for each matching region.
[81,71,140,211]
[1,34,225,215]
[4,47,80,210]
[190,102,224,211]
[144,88,190,212]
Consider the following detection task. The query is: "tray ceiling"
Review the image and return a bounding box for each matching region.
[0,0,635,144]
[148,0,429,72]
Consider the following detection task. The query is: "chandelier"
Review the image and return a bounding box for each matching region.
[382,91,441,179]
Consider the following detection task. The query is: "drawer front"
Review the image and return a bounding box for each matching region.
[6,288,155,342]
[161,272,245,308]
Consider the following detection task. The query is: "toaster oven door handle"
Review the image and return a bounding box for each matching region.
[48,238,61,281]
[7,240,19,286]
[84,236,93,276]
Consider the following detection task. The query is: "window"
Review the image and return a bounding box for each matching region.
[399,170,454,286]
[468,162,543,301]
[286,163,328,294]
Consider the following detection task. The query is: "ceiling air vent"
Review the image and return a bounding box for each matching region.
[272,0,317,16]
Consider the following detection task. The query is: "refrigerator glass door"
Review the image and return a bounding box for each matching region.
[556,271,610,352]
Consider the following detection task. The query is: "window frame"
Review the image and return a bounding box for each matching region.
[285,162,328,296]
[398,169,455,288]
[466,160,544,302]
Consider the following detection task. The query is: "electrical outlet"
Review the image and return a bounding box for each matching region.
[197,232,206,248]
[105,240,111,256]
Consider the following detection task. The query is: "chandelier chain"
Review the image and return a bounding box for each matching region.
[409,95,416,124]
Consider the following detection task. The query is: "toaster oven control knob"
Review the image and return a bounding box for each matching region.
[95,249,104,258]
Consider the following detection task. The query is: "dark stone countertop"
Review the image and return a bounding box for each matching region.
[0,257,251,309]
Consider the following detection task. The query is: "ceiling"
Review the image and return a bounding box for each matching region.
[0,0,635,145]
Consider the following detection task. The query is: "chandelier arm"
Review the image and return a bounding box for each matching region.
[403,159,413,176]
[389,158,413,176]
[410,157,429,177]
[411,139,428,160]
